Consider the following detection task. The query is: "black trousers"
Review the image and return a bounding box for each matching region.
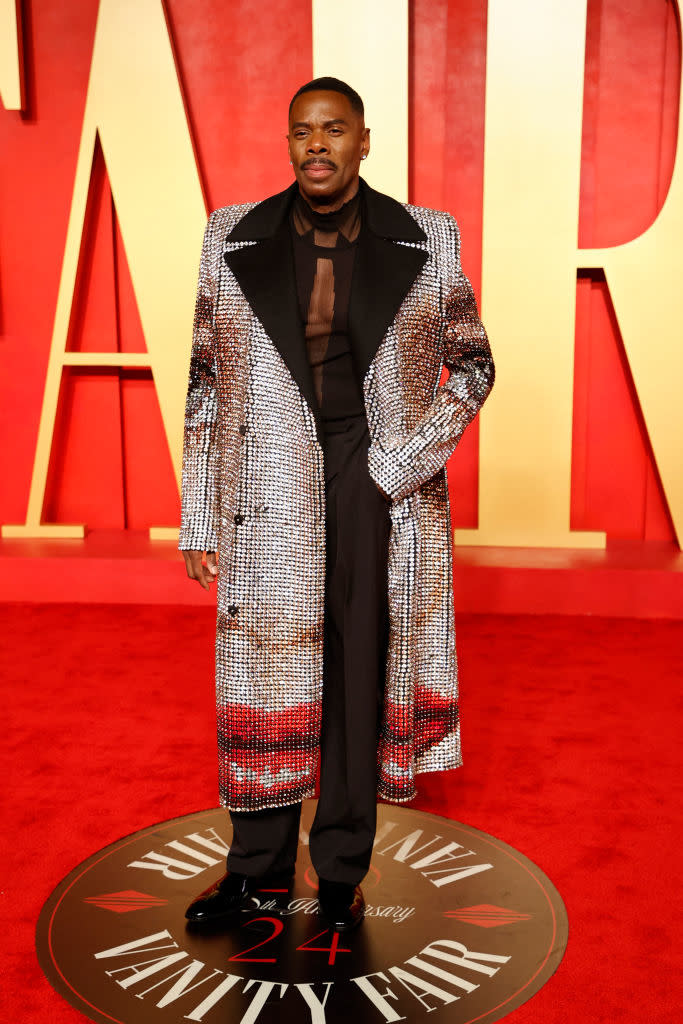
[226,416,392,885]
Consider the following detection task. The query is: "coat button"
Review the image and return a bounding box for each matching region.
[234,513,244,525]
[238,424,247,435]
[228,604,238,617]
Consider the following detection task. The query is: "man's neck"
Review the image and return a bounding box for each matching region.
[292,189,361,243]
[297,180,360,214]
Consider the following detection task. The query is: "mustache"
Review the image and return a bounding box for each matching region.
[301,158,337,170]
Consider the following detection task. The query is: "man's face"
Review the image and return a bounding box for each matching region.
[287,90,370,209]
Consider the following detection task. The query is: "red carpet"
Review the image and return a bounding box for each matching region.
[2,604,681,1022]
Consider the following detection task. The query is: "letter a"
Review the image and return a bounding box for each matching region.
[2,0,205,540]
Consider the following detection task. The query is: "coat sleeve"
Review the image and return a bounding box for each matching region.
[178,212,220,552]
[367,214,494,502]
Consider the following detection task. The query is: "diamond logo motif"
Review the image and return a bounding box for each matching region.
[83,890,169,913]
[444,904,532,928]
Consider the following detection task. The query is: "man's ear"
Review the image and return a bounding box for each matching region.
[363,127,371,159]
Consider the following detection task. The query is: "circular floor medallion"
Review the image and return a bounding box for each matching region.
[37,801,568,1023]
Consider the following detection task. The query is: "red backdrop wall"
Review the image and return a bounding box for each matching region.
[0,0,679,543]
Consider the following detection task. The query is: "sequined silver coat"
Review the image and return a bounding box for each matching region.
[179,179,494,812]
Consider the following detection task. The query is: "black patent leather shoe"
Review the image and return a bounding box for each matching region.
[317,878,365,932]
[185,867,295,923]
[185,871,251,923]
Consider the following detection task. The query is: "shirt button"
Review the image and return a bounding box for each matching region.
[228,604,238,617]
[238,424,247,435]
[234,513,244,525]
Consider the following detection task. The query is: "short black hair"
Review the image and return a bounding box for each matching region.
[289,77,364,119]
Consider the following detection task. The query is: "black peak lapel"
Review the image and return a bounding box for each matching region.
[361,179,427,243]
[225,183,299,241]
[349,180,429,383]
[222,185,323,444]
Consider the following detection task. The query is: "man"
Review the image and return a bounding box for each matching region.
[178,77,494,932]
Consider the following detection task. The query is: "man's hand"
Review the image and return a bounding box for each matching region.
[182,550,218,591]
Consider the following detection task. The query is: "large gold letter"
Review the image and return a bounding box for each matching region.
[312,0,409,202]
[458,0,604,548]
[460,0,682,548]
[579,13,683,547]
[2,0,205,539]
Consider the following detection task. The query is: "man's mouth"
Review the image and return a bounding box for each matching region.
[302,160,336,179]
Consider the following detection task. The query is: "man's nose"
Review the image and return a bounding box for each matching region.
[307,133,328,153]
